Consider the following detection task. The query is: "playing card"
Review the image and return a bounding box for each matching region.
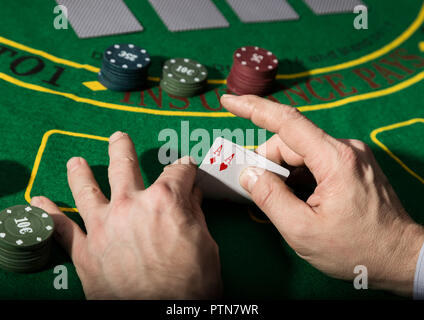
[196,137,290,203]
[148,0,229,32]
[302,0,365,15]
[225,0,299,23]
[56,0,143,39]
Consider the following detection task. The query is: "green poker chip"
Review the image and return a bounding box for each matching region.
[161,58,208,97]
[0,205,54,273]
[163,58,208,84]
[0,205,54,249]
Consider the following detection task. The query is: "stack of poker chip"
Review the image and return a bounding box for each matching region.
[0,205,54,273]
[226,46,279,96]
[98,43,151,92]
[160,58,208,97]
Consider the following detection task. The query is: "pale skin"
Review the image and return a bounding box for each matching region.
[221,94,424,297]
[31,131,222,299]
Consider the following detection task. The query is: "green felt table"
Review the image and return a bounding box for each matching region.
[0,0,423,300]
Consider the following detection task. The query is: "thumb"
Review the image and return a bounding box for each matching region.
[30,196,86,262]
[239,167,313,233]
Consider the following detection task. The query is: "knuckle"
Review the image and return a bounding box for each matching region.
[109,155,137,171]
[163,163,180,172]
[338,144,360,167]
[242,95,261,112]
[75,185,102,203]
[284,105,303,120]
[349,139,369,150]
[110,194,132,211]
[148,182,179,208]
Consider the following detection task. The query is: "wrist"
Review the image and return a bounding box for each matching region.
[373,220,424,296]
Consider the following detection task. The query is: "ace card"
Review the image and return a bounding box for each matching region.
[196,137,290,203]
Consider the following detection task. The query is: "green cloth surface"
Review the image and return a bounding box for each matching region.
[0,0,423,299]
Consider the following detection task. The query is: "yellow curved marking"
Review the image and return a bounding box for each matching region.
[420,41,424,51]
[0,72,235,117]
[0,36,100,73]
[2,69,423,116]
[370,118,424,184]
[1,1,423,83]
[277,2,424,79]
[25,129,109,213]
[297,70,424,112]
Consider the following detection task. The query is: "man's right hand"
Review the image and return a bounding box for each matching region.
[222,94,424,296]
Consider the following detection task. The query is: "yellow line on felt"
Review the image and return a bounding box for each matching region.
[1,0,423,83]
[25,130,109,212]
[370,118,424,184]
[0,36,99,73]
[0,72,235,117]
[297,70,424,112]
[277,1,424,79]
[420,41,424,51]
[2,70,423,116]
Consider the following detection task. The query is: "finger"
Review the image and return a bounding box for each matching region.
[67,157,109,222]
[221,95,338,182]
[108,131,145,200]
[31,196,86,262]
[256,134,304,167]
[154,156,198,195]
[239,167,315,234]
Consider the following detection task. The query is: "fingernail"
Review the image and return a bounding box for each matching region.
[109,131,125,143]
[221,94,235,100]
[67,157,81,172]
[239,167,265,192]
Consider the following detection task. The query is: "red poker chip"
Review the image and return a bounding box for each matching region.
[233,68,276,81]
[226,46,279,96]
[232,60,278,80]
[230,68,275,85]
[227,73,274,95]
[233,46,279,73]
[227,72,274,96]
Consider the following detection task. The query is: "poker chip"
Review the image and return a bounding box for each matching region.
[98,43,151,92]
[226,46,279,96]
[160,58,208,97]
[0,205,54,273]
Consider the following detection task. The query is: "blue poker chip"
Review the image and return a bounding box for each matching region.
[103,43,151,72]
[99,43,151,91]
[98,71,145,92]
